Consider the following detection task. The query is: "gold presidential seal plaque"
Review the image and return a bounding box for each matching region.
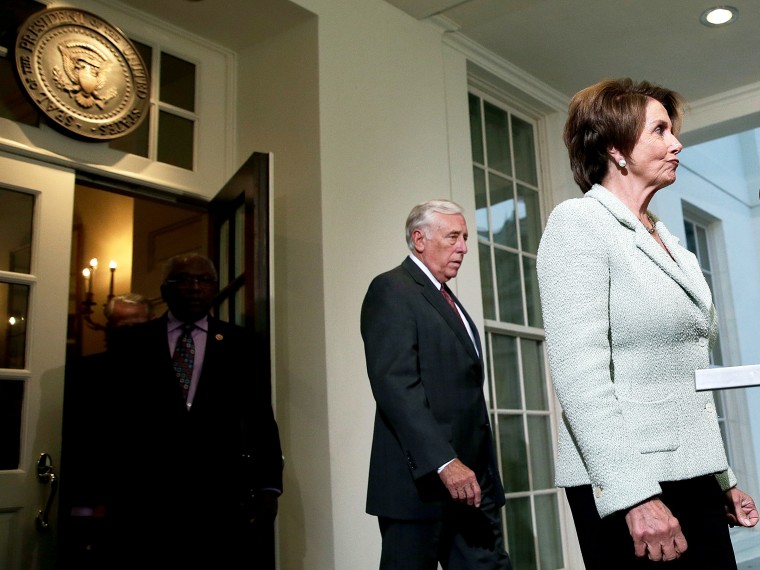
[15,7,149,140]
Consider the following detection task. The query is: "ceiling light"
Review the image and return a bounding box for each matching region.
[700,6,738,26]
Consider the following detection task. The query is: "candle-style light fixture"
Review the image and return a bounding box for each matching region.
[80,257,117,331]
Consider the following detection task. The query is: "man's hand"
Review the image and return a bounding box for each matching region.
[725,487,759,528]
[624,498,687,562]
[438,459,481,507]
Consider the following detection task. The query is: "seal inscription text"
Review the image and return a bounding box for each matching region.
[15,7,150,141]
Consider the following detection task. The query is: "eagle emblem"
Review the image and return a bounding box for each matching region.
[53,42,118,109]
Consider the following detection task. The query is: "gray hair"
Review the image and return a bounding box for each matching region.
[104,293,152,321]
[161,253,218,284]
[405,199,464,251]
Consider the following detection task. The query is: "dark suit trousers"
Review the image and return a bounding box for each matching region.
[378,474,511,570]
[565,475,737,569]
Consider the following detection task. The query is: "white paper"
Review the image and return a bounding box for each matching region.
[695,364,760,391]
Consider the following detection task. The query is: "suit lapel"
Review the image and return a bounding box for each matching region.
[402,258,482,365]
[190,317,223,410]
[587,185,711,315]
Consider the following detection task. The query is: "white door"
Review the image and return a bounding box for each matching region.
[0,150,75,569]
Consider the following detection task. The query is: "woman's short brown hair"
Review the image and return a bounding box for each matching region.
[563,78,685,193]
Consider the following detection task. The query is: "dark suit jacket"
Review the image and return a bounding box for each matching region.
[105,314,282,565]
[360,257,504,520]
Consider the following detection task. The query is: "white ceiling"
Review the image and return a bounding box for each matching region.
[384,0,760,103]
[119,0,760,104]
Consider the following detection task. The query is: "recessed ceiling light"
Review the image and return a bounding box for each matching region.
[700,6,738,26]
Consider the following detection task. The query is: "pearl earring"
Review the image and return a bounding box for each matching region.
[618,159,627,169]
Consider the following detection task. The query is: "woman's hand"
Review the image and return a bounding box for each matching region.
[624,498,687,561]
[725,487,759,527]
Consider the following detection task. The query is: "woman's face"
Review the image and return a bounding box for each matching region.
[627,98,683,190]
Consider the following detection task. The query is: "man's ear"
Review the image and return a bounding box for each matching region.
[412,228,426,253]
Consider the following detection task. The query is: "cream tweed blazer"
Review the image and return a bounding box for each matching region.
[537,185,735,518]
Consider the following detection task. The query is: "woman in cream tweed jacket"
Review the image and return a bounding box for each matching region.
[537,79,757,569]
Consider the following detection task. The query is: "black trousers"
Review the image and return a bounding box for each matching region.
[565,476,737,569]
[378,475,511,570]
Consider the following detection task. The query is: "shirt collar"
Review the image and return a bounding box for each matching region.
[167,311,209,333]
[408,254,444,290]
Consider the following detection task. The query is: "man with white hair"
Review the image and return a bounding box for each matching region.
[361,200,511,569]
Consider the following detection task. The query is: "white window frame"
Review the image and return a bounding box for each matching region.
[0,0,236,198]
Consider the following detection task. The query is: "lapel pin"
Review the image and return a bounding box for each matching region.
[215,334,223,341]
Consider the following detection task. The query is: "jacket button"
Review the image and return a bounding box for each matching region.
[699,338,707,347]
[593,486,603,498]
[705,402,714,414]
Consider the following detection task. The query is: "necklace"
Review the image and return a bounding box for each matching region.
[644,215,656,234]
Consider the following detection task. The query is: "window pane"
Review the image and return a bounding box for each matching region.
[492,334,520,409]
[696,226,710,270]
[499,415,529,492]
[490,174,516,249]
[469,93,484,164]
[512,116,538,185]
[234,287,245,327]
[494,248,521,324]
[0,283,30,369]
[0,56,38,126]
[0,0,43,126]
[535,494,564,569]
[474,167,488,240]
[523,256,542,328]
[219,219,230,288]
[158,111,194,170]
[478,243,495,320]
[517,185,541,254]
[160,53,196,112]
[108,41,152,157]
[521,338,547,411]
[108,112,150,157]
[684,220,696,255]
[0,379,23,470]
[217,297,229,322]
[234,203,245,278]
[528,415,554,490]
[505,496,537,569]
[0,188,34,273]
[484,102,512,176]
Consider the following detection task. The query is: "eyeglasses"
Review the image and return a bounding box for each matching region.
[165,273,217,288]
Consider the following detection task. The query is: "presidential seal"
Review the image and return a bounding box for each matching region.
[15,8,150,141]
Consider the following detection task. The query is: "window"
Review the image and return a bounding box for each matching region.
[0,0,45,127]
[469,90,563,569]
[0,1,198,171]
[109,46,198,170]
[0,186,35,469]
[683,215,730,454]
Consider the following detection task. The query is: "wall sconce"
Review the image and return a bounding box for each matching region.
[80,257,117,331]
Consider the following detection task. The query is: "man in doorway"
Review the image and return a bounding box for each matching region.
[61,292,152,568]
[106,253,283,568]
[360,200,511,569]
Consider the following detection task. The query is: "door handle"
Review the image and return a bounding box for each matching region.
[35,453,58,532]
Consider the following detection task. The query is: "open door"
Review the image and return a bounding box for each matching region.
[0,151,75,570]
[209,152,271,338]
[208,151,276,567]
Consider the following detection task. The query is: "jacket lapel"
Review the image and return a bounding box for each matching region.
[402,257,482,365]
[586,185,711,315]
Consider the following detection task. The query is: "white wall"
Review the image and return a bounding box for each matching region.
[236,0,481,566]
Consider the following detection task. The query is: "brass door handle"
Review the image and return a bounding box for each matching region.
[35,453,58,532]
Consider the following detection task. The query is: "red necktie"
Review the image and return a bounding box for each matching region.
[441,286,465,325]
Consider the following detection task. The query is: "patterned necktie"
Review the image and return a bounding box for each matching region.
[441,285,464,325]
[172,324,195,401]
